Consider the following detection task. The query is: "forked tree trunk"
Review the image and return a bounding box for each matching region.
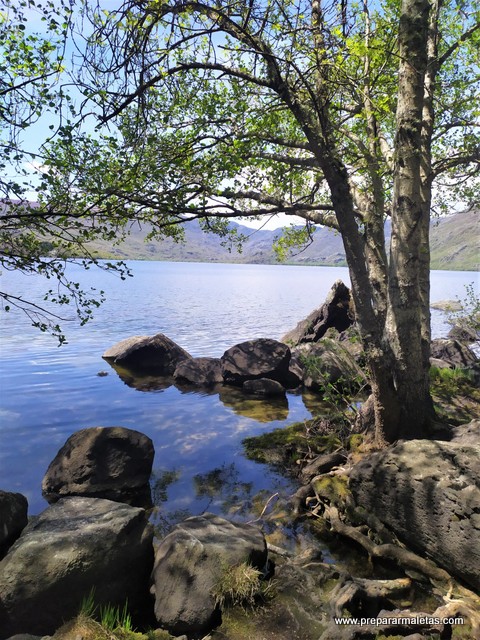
[379,0,434,441]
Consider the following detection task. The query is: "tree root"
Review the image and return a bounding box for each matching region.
[324,505,452,585]
[321,505,480,638]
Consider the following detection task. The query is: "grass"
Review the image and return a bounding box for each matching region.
[212,562,276,610]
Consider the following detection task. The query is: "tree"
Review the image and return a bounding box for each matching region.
[0,0,133,343]
[12,0,480,442]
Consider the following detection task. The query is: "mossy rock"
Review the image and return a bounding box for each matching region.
[243,419,347,472]
[311,475,351,507]
[52,616,175,640]
[243,422,306,466]
[347,433,364,452]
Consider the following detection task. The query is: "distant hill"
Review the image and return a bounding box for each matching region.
[2,201,477,270]
[86,209,479,271]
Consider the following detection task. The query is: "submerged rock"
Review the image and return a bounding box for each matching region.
[0,497,154,638]
[42,426,154,508]
[103,333,191,375]
[349,439,480,591]
[243,378,286,397]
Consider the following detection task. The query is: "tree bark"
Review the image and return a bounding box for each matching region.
[381,0,435,441]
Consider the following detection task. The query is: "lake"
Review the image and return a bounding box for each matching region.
[0,262,478,532]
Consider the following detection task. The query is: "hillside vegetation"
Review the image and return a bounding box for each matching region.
[82,210,478,271]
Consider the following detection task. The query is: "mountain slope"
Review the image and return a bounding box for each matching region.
[87,209,478,271]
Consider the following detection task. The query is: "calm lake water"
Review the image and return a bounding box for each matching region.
[0,262,478,532]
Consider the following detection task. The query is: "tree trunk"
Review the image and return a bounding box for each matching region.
[376,0,434,441]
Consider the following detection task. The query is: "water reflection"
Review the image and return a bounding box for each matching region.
[105,361,174,392]
[106,359,291,420]
[218,387,289,421]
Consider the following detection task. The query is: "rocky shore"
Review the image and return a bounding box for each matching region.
[1,281,479,640]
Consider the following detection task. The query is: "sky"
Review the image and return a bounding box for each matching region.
[2,1,306,231]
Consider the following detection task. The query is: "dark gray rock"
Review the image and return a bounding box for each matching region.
[173,357,223,386]
[286,352,304,388]
[42,427,154,508]
[430,338,477,368]
[447,323,479,343]
[0,491,28,558]
[0,497,154,638]
[103,333,191,374]
[293,338,366,390]
[243,378,286,397]
[4,636,48,640]
[221,339,291,386]
[151,512,267,635]
[281,280,353,346]
[349,439,480,591]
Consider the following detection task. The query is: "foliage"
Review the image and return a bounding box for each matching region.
[429,365,475,397]
[448,283,480,334]
[212,562,275,610]
[3,0,480,441]
[0,0,135,343]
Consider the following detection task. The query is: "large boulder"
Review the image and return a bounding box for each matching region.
[42,427,154,508]
[430,338,477,368]
[281,280,353,346]
[151,512,267,635]
[349,440,480,591]
[221,339,292,386]
[103,333,191,374]
[0,492,28,558]
[0,497,154,638]
[173,357,223,387]
[293,338,366,390]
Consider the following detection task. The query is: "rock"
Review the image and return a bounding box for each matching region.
[0,497,154,638]
[286,352,304,388]
[281,280,353,346]
[0,491,28,558]
[5,636,49,640]
[447,323,479,343]
[103,333,191,374]
[430,299,462,311]
[349,439,480,591]
[151,512,267,635]
[173,357,223,386]
[243,378,286,397]
[430,338,477,368]
[42,427,154,508]
[450,419,480,445]
[221,339,291,386]
[429,357,452,369]
[292,338,365,390]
